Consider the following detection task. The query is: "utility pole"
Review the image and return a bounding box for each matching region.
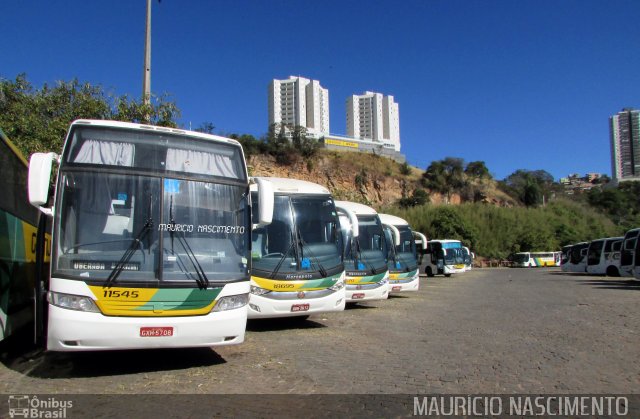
[142,0,152,107]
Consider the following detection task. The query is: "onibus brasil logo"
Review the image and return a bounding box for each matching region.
[8,395,73,418]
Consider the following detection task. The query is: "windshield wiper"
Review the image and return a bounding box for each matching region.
[352,237,379,275]
[168,195,209,289]
[388,240,402,271]
[104,216,153,288]
[297,229,328,277]
[270,230,297,279]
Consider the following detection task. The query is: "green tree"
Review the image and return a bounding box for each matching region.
[503,169,554,207]
[194,122,215,134]
[398,188,429,208]
[522,179,542,207]
[264,122,295,164]
[290,125,321,158]
[0,74,110,156]
[422,157,467,203]
[228,133,265,158]
[399,161,412,176]
[465,161,492,179]
[427,207,478,248]
[111,92,180,127]
[587,182,640,228]
[264,122,321,164]
[0,74,181,157]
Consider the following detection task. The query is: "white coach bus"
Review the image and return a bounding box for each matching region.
[335,201,389,303]
[28,119,273,351]
[586,237,623,276]
[620,228,640,277]
[378,214,423,293]
[561,242,589,273]
[248,177,347,318]
[422,239,465,277]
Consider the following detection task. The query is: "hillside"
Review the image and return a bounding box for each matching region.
[248,149,518,208]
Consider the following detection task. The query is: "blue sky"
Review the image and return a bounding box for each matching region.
[3,0,639,180]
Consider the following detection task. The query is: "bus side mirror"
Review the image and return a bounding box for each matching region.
[383,223,401,246]
[413,231,427,254]
[254,177,273,227]
[335,205,359,238]
[28,152,58,215]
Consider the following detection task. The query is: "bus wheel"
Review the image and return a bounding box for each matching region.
[606,266,620,277]
[444,273,451,278]
[426,267,435,277]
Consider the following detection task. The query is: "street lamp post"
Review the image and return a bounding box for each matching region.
[142,0,151,107]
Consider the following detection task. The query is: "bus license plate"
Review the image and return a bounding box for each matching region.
[291,304,310,312]
[140,327,173,337]
[392,286,402,292]
[351,293,365,299]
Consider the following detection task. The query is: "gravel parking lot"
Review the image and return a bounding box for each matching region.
[0,268,638,416]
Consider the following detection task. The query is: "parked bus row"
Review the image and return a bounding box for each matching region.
[3,119,432,352]
[561,228,640,280]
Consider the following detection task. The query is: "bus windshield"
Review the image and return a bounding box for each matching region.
[53,125,250,285]
[512,253,530,263]
[344,215,387,274]
[587,241,604,265]
[251,194,343,278]
[389,225,418,271]
[444,247,465,264]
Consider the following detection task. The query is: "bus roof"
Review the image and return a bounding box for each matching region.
[624,228,640,237]
[334,200,378,215]
[378,213,409,227]
[69,119,242,147]
[251,177,330,195]
[590,236,624,244]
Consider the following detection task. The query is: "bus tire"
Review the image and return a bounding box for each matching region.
[444,273,451,278]
[606,266,620,277]
[426,267,435,277]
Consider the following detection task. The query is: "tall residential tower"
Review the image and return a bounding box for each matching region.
[268,76,330,138]
[346,91,400,151]
[610,108,640,180]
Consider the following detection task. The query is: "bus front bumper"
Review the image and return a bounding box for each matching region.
[345,282,389,302]
[388,275,419,293]
[248,289,346,319]
[46,305,248,352]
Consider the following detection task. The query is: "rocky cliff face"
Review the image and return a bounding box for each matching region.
[247,151,516,208]
[248,152,411,206]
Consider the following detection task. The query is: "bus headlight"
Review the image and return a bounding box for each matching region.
[211,293,249,312]
[48,291,100,313]
[250,285,271,296]
[329,280,344,291]
[377,277,388,286]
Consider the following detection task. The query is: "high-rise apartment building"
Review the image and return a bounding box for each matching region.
[346,91,400,151]
[610,108,640,180]
[268,76,329,137]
